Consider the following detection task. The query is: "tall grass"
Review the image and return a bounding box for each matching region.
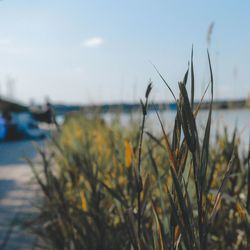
[29,51,250,249]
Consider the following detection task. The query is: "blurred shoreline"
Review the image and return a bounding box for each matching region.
[53,98,250,115]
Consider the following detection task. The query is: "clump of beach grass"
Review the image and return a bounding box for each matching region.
[29,50,250,250]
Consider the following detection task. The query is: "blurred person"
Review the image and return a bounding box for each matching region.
[44,101,53,124]
[31,100,54,124]
[2,109,21,140]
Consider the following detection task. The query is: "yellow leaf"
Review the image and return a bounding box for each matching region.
[207,193,214,203]
[235,202,245,218]
[111,168,117,178]
[104,177,113,189]
[166,175,172,187]
[118,176,127,187]
[125,140,133,168]
[80,191,87,212]
[75,127,83,139]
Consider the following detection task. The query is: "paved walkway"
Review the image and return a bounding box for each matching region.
[0,140,44,249]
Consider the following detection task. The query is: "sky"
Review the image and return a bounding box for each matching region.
[0,0,249,105]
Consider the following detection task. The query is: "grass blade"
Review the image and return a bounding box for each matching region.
[191,46,195,110]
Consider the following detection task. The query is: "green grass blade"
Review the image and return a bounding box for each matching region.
[178,82,199,154]
[169,166,196,249]
[156,111,177,170]
[151,62,177,101]
[191,46,195,110]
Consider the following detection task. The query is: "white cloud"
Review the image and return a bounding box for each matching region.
[81,37,104,48]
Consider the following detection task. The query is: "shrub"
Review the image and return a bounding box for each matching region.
[30,51,250,250]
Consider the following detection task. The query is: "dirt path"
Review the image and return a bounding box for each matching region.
[0,140,45,249]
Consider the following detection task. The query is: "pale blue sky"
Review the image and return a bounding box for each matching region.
[0,0,249,104]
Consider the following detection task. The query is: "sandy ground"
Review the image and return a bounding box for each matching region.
[0,139,45,249]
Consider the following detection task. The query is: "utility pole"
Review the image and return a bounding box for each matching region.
[6,76,15,100]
